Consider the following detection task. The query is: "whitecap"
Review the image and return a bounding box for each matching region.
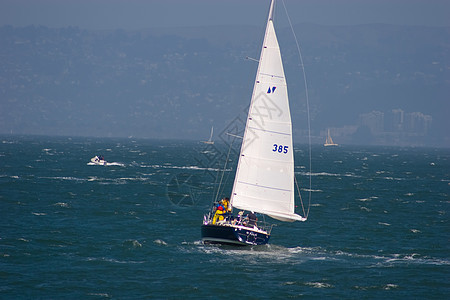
[304,282,334,288]
[383,284,399,290]
[117,177,148,181]
[410,229,421,233]
[32,212,47,216]
[301,172,339,177]
[86,257,144,264]
[354,284,398,291]
[378,222,391,226]
[140,164,224,172]
[154,239,168,246]
[124,239,142,248]
[139,173,155,176]
[300,171,361,178]
[87,293,110,298]
[50,176,85,182]
[302,188,322,192]
[383,176,405,181]
[357,198,371,202]
[404,253,420,260]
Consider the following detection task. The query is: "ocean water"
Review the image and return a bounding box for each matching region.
[1,135,449,299]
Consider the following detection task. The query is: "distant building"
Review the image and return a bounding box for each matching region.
[404,112,432,134]
[385,109,404,132]
[358,111,384,134]
[355,108,432,146]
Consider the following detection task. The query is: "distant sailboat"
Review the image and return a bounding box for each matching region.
[202,127,214,145]
[201,0,308,246]
[324,129,338,147]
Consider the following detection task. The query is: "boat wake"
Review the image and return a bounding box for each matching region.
[192,242,450,267]
[87,161,125,167]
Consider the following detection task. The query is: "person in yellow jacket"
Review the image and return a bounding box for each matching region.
[222,197,231,212]
[212,197,231,224]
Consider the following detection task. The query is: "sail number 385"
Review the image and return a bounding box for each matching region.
[272,144,288,154]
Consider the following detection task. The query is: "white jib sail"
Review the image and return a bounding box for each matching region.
[230,0,304,222]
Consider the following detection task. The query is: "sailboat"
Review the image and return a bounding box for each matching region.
[201,126,214,145]
[324,129,338,146]
[201,0,307,246]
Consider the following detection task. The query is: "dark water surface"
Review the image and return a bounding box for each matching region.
[1,135,449,298]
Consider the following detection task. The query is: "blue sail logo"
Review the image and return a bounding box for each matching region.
[267,86,277,94]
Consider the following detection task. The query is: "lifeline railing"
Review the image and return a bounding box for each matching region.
[204,212,275,235]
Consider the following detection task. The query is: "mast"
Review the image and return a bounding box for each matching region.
[268,0,275,21]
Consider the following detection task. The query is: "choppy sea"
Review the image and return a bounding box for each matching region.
[1,135,449,299]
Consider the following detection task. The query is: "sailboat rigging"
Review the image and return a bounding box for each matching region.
[201,0,310,246]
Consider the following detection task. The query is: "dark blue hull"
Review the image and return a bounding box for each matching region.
[201,224,270,246]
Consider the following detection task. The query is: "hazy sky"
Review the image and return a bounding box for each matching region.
[1,0,449,29]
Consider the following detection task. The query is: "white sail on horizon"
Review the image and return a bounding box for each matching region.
[324,129,338,146]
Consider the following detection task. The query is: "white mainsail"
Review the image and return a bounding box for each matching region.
[230,0,305,223]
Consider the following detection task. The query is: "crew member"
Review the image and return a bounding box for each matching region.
[247,211,257,228]
[212,201,225,224]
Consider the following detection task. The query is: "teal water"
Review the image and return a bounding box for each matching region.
[1,135,449,299]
